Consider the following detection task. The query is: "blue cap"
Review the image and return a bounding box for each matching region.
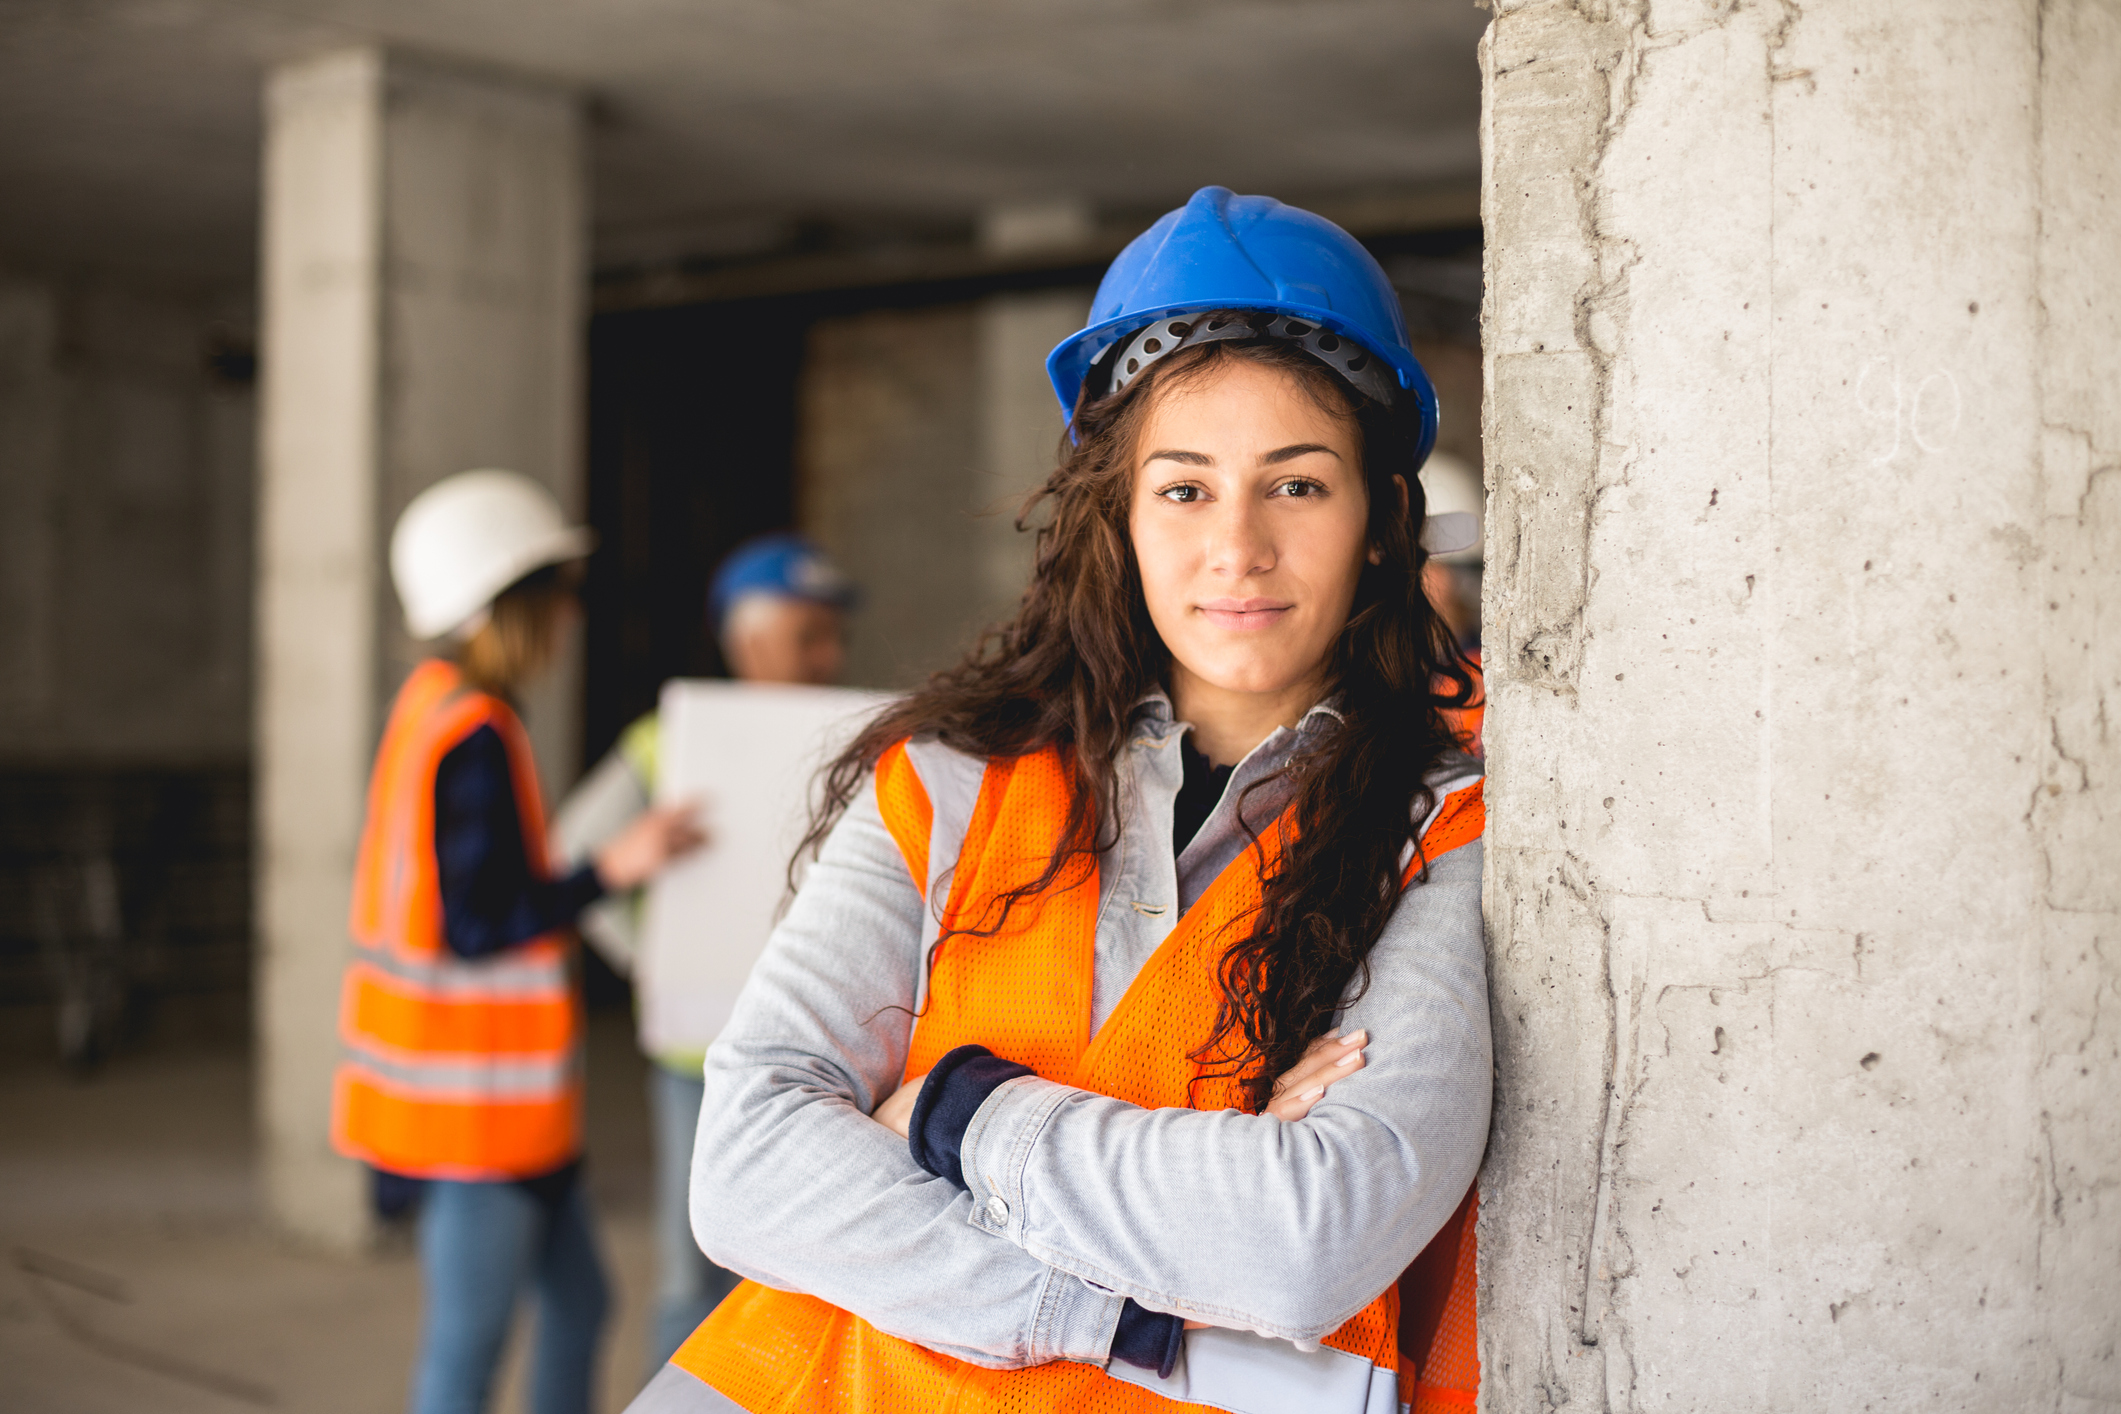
[1046,186,1437,467]
[708,534,858,632]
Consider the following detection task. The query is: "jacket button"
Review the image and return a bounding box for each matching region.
[986,1195,1010,1224]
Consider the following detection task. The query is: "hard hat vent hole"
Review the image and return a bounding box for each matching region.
[1169,321,1192,337]
[1126,358,1141,374]
[1286,321,1312,337]
[1347,353,1369,370]
[1318,334,1341,352]
[1205,317,1228,331]
[1143,338,1163,354]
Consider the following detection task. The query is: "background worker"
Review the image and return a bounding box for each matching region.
[552,532,857,1377]
[332,469,704,1414]
[1416,452,1485,755]
[1415,452,1482,653]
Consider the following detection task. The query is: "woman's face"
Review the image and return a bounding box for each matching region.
[1128,357,1372,704]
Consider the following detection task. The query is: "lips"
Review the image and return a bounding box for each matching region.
[1197,597,1293,631]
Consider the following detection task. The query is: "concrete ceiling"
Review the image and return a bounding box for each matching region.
[0,0,1487,292]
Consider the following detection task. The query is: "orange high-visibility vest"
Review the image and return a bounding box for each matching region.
[330,658,582,1181]
[1439,650,1484,760]
[672,741,1482,1413]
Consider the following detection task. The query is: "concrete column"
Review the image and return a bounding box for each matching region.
[797,206,1090,689]
[256,47,583,1248]
[1477,1,2120,1404]
[974,201,1094,617]
[974,292,1088,609]
[0,278,62,723]
[798,304,983,688]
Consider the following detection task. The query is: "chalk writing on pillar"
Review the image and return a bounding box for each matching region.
[1857,357,1964,466]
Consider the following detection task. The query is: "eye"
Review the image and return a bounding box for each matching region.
[1155,483,1206,504]
[1271,477,1328,499]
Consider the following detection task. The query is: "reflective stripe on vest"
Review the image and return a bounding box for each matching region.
[664,741,1484,1414]
[329,658,582,1182]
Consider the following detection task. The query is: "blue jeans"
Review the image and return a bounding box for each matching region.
[647,1065,741,1374]
[410,1175,611,1414]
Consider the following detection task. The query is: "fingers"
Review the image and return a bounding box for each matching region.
[649,801,709,858]
[873,1072,927,1139]
[661,796,706,825]
[594,805,708,888]
[662,812,709,855]
[1263,1030,1368,1123]
[1283,1030,1367,1093]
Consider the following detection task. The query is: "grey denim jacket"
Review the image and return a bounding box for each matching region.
[688,696,1490,1383]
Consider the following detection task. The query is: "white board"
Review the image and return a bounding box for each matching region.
[639,681,893,1055]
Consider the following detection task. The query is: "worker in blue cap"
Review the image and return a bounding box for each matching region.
[704,534,858,686]
[550,532,858,1381]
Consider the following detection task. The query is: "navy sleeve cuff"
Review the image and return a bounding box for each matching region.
[905,1043,1032,1189]
[1110,1299,1185,1379]
[557,861,607,915]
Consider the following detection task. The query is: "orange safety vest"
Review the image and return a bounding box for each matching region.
[330,658,582,1181]
[1439,650,1484,760]
[672,741,1483,1413]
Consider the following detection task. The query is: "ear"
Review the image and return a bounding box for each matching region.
[1369,474,1410,565]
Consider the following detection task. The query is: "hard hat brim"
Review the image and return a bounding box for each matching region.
[1046,298,1440,470]
[1419,511,1480,558]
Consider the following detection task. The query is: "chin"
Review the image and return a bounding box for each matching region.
[1184,653,1312,698]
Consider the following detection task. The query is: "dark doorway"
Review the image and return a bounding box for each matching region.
[582,262,1107,767]
[582,305,809,766]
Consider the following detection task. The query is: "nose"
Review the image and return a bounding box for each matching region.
[1204,496,1275,580]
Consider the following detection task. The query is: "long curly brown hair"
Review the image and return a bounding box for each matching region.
[800,323,1475,1111]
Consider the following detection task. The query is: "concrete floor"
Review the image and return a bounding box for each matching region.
[0,1007,661,1414]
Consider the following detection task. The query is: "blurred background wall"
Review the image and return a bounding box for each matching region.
[0,272,258,1062]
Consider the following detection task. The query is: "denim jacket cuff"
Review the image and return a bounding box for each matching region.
[1029,1265,1127,1364]
[960,1074,1070,1242]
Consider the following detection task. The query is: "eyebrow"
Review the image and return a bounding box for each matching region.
[1141,443,1343,467]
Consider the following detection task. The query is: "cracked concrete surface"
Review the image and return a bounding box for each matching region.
[1478,1,2120,1408]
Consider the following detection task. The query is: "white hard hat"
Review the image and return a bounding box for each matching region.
[390,469,596,640]
[1418,452,1483,564]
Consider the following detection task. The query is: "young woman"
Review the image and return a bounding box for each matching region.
[333,469,702,1414]
[633,187,1488,1414]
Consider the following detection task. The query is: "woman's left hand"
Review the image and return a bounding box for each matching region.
[1263,1029,1368,1122]
[874,1072,927,1138]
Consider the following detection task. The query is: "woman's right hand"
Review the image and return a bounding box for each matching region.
[594,800,708,890]
[1263,1029,1368,1122]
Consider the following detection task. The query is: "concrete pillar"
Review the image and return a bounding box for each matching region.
[1477,2,2119,1406]
[798,304,983,688]
[256,47,583,1248]
[973,293,1088,610]
[0,278,63,724]
[798,204,1090,689]
[974,201,1093,620]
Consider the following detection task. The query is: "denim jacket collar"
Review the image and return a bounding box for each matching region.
[1128,689,1343,748]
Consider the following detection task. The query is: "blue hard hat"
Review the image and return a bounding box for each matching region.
[1046,186,1438,467]
[707,533,857,632]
